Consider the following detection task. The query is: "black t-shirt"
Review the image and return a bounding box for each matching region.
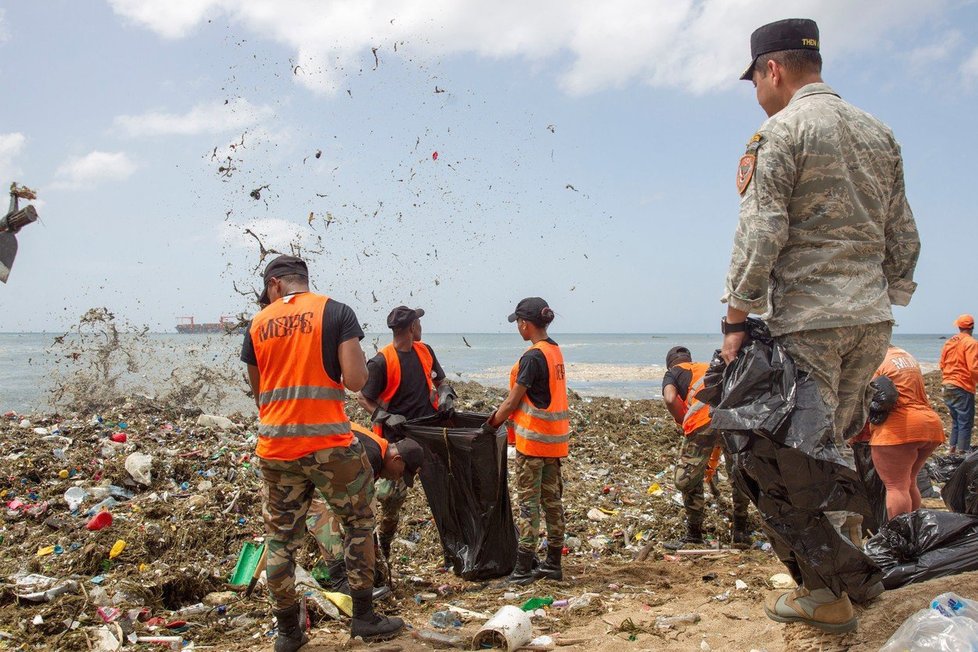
[515,339,558,409]
[355,431,384,478]
[240,294,364,384]
[662,365,692,400]
[361,344,446,420]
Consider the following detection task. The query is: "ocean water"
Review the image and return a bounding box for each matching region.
[0,331,950,414]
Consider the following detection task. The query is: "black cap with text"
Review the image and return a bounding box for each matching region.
[259,255,308,305]
[740,18,819,81]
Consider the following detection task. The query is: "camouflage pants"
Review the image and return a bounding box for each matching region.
[514,452,565,552]
[674,428,749,528]
[258,440,375,610]
[778,322,892,465]
[306,476,407,561]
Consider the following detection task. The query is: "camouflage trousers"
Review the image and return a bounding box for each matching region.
[778,322,892,466]
[258,440,375,610]
[674,428,749,528]
[514,451,565,552]
[306,476,408,562]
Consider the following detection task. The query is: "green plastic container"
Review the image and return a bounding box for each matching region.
[229,541,265,586]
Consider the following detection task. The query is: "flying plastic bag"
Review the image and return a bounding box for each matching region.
[942,451,978,515]
[865,509,978,589]
[401,411,517,580]
[698,319,881,601]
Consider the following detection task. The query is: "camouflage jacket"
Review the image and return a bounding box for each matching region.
[723,83,920,336]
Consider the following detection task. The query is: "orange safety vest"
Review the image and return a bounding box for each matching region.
[352,422,389,458]
[870,346,945,446]
[250,293,352,460]
[372,342,439,436]
[940,332,978,394]
[506,341,570,458]
[676,362,712,436]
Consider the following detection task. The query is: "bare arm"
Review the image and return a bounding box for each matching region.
[662,384,686,425]
[338,337,368,392]
[247,364,261,410]
[488,383,529,427]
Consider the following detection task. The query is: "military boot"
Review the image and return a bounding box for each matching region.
[663,522,704,551]
[324,558,390,601]
[273,604,310,652]
[350,589,404,642]
[533,546,563,581]
[731,516,752,549]
[506,548,538,585]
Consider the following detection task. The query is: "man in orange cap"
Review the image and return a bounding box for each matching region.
[940,315,978,455]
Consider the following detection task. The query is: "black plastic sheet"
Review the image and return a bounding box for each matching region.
[702,319,882,600]
[865,509,978,589]
[942,451,978,515]
[928,454,965,484]
[853,441,888,535]
[401,411,516,580]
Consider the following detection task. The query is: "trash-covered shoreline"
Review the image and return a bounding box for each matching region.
[0,372,964,650]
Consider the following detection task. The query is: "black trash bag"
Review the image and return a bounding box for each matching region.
[942,450,978,515]
[928,454,964,484]
[867,376,898,425]
[703,319,882,600]
[852,441,887,535]
[402,410,516,580]
[864,509,978,589]
[918,466,940,499]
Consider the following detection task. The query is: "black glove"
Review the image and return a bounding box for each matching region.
[436,384,458,415]
[868,376,898,425]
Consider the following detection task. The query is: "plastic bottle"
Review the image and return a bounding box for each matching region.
[412,629,466,649]
[932,592,978,621]
[430,610,462,628]
[520,596,554,611]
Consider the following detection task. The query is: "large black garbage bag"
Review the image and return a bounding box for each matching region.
[942,451,978,515]
[402,411,516,580]
[852,441,888,535]
[864,509,978,589]
[927,454,964,484]
[702,319,882,600]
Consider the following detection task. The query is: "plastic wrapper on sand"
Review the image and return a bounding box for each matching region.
[942,451,978,515]
[401,411,517,580]
[865,509,978,589]
[699,319,882,600]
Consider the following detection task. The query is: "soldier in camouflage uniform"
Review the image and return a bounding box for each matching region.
[242,255,403,648]
[720,20,920,632]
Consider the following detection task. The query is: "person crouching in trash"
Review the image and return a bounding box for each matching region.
[486,297,570,585]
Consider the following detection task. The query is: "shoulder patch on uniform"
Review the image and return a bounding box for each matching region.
[736,133,763,194]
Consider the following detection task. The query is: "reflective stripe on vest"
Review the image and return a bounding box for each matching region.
[508,340,570,458]
[373,341,439,436]
[250,293,353,460]
[677,361,712,436]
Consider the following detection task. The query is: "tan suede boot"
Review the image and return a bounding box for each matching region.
[764,586,857,633]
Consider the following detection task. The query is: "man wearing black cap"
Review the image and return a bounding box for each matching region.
[720,19,920,632]
[357,306,446,560]
[661,346,750,550]
[241,254,404,646]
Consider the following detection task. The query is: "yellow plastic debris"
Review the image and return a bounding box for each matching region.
[138,563,149,572]
[647,482,663,496]
[36,545,55,557]
[109,539,126,559]
[322,591,353,616]
[597,507,618,516]
[58,470,69,479]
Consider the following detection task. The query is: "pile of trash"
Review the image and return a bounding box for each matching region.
[0,378,754,649]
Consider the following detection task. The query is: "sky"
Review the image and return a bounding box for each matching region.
[1,0,977,334]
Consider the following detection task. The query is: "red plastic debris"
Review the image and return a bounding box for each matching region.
[432,151,438,160]
[110,432,127,443]
[86,510,113,531]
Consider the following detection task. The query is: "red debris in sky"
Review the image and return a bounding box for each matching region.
[432,151,438,160]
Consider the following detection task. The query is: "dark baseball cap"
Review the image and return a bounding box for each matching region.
[387,306,424,330]
[740,18,820,81]
[394,438,424,487]
[507,297,551,323]
[259,255,308,305]
[666,345,692,368]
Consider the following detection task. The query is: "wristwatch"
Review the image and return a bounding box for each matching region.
[721,317,747,334]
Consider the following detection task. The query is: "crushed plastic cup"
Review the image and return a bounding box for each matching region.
[86,510,113,531]
[64,487,88,511]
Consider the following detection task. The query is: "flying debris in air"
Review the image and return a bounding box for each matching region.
[547,124,556,133]
[249,184,269,200]
[371,291,378,303]
[434,86,446,93]
[307,212,314,226]
[462,336,471,348]
[565,184,578,192]
[432,151,439,161]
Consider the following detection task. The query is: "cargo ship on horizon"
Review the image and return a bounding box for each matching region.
[175,316,242,334]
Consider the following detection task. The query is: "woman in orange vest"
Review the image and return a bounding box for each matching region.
[869,344,945,520]
[487,297,570,585]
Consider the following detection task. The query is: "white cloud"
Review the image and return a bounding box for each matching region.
[906,31,962,67]
[0,132,26,181]
[962,47,978,84]
[114,98,274,137]
[52,151,138,190]
[106,0,949,96]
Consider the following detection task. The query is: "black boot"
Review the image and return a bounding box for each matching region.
[506,548,538,585]
[273,604,309,652]
[350,588,404,642]
[325,558,391,600]
[663,522,704,551]
[533,546,563,581]
[731,517,752,550]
